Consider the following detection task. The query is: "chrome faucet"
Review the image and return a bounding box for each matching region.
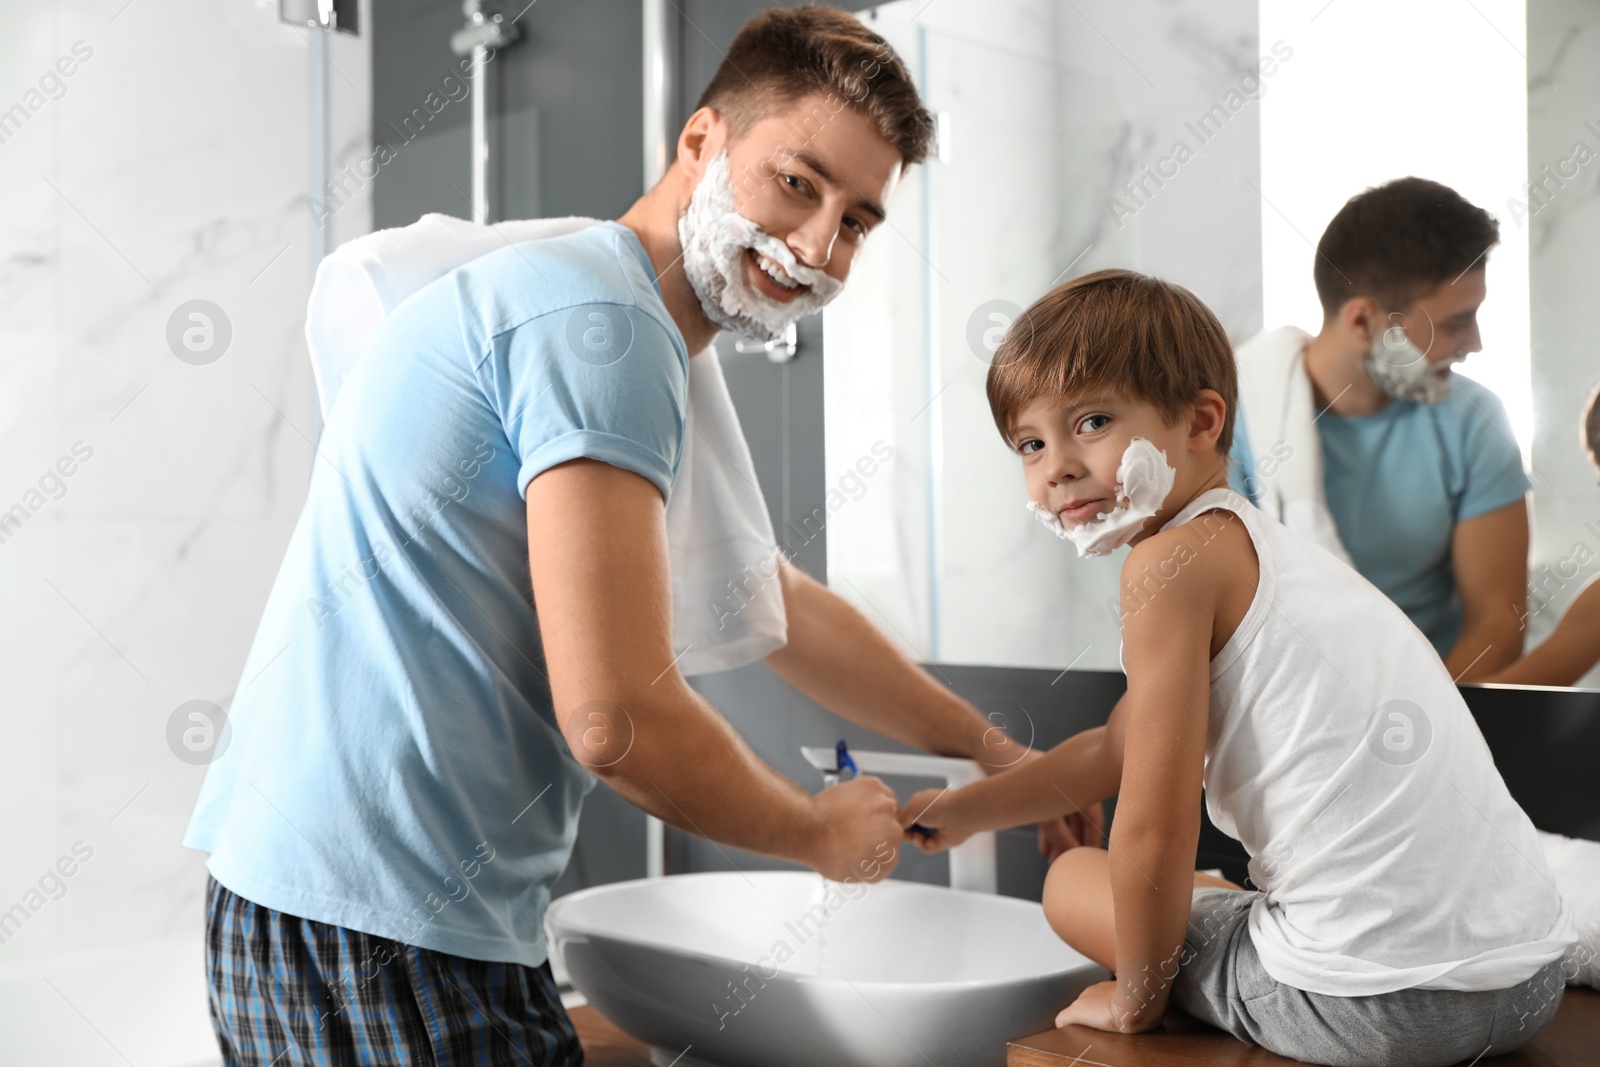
[802,742,997,894]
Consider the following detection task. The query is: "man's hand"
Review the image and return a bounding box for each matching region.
[807,775,902,883]
[1055,979,1163,1033]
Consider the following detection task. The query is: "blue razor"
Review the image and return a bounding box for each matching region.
[834,739,934,837]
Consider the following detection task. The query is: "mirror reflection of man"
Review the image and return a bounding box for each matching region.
[1229,178,1527,680]
[184,9,1088,1062]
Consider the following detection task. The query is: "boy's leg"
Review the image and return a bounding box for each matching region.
[1042,847,1244,971]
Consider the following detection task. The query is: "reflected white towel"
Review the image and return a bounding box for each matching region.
[1537,829,1600,988]
[304,213,787,676]
[1235,326,1355,565]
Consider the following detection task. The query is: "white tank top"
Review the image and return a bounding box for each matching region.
[1151,487,1574,995]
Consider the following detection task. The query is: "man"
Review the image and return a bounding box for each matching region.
[1229,178,1528,681]
[185,8,1088,1064]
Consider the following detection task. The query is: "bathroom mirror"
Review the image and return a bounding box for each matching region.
[822,0,1599,686]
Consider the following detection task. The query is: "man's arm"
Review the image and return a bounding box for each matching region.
[766,559,1034,770]
[526,459,902,882]
[769,559,1102,852]
[1447,499,1528,680]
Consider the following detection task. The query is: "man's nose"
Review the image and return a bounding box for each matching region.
[786,216,837,269]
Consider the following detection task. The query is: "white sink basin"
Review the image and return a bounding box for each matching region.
[545,871,1108,1067]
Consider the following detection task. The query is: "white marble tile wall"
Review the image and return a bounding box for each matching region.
[826,0,1261,671]
[0,1,371,1063]
[1526,0,1600,687]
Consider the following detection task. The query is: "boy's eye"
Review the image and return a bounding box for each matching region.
[1018,439,1043,455]
[1077,414,1111,434]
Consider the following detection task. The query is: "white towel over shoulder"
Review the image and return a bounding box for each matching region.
[304,213,787,677]
[1235,325,1354,565]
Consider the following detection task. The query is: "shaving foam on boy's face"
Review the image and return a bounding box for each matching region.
[677,149,844,343]
[1026,437,1177,557]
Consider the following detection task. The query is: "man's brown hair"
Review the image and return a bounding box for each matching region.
[694,6,934,168]
[1313,177,1499,319]
[987,269,1238,454]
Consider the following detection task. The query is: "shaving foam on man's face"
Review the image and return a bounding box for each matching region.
[1365,320,1467,406]
[1026,436,1178,557]
[677,149,843,343]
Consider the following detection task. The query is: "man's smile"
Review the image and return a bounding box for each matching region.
[745,247,806,303]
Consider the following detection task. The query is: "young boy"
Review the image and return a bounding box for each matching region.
[899,270,1575,1067]
[1486,381,1600,686]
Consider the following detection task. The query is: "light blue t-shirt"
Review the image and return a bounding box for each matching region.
[183,222,688,966]
[1228,373,1529,657]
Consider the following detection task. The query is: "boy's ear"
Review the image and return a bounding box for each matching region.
[1188,389,1227,454]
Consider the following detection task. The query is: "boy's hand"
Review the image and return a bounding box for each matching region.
[1039,801,1107,860]
[898,786,972,853]
[1055,979,1164,1033]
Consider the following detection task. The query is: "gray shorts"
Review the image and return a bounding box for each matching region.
[1169,887,1567,1067]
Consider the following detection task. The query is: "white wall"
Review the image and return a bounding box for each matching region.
[0,2,371,1063]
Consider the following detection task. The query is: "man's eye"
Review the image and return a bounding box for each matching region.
[1078,414,1110,434]
[782,174,810,195]
[843,216,865,235]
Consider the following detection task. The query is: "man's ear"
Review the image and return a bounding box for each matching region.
[675,106,727,184]
[1188,389,1227,453]
[1337,296,1381,343]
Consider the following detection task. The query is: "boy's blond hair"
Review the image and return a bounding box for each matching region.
[986,269,1238,453]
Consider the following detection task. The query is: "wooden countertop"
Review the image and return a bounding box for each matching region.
[1008,987,1600,1067]
[572,987,1600,1067]
[571,1003,655,1067]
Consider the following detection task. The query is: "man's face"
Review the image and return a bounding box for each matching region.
[715,95,904,297]
[1011,391,1179,528]
[1385,266,1487,369]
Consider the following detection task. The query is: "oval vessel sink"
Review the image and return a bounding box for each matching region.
[546,871,1109,1067]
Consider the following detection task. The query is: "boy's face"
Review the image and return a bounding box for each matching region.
[1011,391,1187,535]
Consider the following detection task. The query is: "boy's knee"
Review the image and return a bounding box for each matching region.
[1042,848,1105,920]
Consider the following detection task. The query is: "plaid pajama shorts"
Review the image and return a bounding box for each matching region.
[204,874,584,1067]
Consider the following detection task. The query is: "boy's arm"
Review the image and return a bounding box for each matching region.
[1091,529,1216,1031]
[898,710,1123,850]
[1484,573,1600,687]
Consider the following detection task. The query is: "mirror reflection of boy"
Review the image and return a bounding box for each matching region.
[902,270,1574,1064]
[1486,382,1600,686]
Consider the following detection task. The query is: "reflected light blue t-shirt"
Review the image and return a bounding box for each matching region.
[1228,372,1529,657]
[183,221,688,966]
